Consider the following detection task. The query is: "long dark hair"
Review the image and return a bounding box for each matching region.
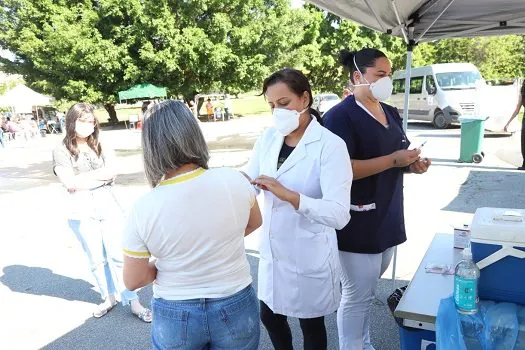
[63,103,102,160]
[262,68,323,125]
[340,48,388,84]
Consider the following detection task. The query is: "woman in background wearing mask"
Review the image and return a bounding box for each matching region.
[323,49,431,349]
[52,103,151,321]
[244,68,352,349]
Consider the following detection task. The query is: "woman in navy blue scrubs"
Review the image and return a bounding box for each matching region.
[323,48,432,350]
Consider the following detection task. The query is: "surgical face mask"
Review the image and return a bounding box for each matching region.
[75,121,95,138]
[353,56,393,101]
[272,107,308,136]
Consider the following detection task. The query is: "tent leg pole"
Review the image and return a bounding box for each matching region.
[393,43,415,289]
[402,44,414,132]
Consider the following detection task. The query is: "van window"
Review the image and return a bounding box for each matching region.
[435,71,482,90]
[393,79,405,94]
[410,77,424,94]
[426,75,437,93]
[323,94,339,101]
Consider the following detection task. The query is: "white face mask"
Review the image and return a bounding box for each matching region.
[272,107,308,136]
[75,121,95,138]
[352,56,393,101]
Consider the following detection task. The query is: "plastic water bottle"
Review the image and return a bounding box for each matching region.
[454,247,480,314]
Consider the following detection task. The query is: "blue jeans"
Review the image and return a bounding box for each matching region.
[68,218,137,305]
[152,285,260,350]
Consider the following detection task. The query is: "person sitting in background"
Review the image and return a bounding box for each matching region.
[0,124,4,148]
[188,100,196,116]
[30,118,39,137]
[6,117,21,139]
[1,116,7,132]
[224,95,233,118]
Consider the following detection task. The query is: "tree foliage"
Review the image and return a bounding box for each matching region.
[0,0,315,121]
[1,0,524,117]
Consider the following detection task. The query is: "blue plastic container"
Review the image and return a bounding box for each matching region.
[470,208,525,305]
[399,327,436,350]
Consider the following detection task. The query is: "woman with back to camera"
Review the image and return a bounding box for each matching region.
[323,48,432,350]
[244,68,352,350]
[122,100,262,350]
[52,103,151,321]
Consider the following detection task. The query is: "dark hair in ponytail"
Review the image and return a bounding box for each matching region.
[340,48,387,84]
[262,68,323,125]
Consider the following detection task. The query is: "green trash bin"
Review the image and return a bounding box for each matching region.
[459,116,487,163]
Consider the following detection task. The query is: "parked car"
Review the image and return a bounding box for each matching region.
[312,93,341,116]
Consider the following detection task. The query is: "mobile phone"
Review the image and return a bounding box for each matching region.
[412,140,427,151]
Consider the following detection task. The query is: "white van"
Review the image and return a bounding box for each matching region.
[390,63,484,129]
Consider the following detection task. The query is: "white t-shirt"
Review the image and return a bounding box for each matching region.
[123,167,255,300]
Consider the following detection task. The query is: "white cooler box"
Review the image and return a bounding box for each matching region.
[470,208,525,305]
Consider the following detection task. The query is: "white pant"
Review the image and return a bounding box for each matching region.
[337,248,394,350]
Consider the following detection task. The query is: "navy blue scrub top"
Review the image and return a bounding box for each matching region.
[323,96,410,254]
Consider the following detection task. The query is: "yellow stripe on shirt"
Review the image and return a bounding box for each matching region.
[159,168,206,186]
[123,249,151,258]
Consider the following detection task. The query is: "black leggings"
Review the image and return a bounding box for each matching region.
[260,301,327,350]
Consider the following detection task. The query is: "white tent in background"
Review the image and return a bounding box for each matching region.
[306,0,525,285]
[0,84,52,114]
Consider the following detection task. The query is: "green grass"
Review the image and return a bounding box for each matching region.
[94,106,142,123]
[197,94,269,116]
[95,94,270,122]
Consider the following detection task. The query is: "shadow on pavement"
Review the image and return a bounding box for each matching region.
[443,169,525,214]
[116,172,148,186]
[1,265,100,303]
[43,286,153,350]
[207,132,260,151]
[431,158,516,171]
[0,159,55,181]
[17,252,407,350]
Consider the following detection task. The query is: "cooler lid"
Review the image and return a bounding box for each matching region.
[470,207,525,244]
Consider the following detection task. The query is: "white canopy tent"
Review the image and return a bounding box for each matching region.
[306,0,525,284]
[0,84,52,114]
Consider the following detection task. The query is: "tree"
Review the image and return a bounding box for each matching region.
[132,0,316,99]
[0,0,144,122]
[0,78,21,95]
[433,36,525,80]
[300,5,418,95]
[0,0,316,121]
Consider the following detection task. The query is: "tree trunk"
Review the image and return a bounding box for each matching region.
[104,104,119,124]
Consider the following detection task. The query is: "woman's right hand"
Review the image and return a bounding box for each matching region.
[391,149,421,168]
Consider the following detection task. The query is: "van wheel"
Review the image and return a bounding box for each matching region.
[433,111,449,129]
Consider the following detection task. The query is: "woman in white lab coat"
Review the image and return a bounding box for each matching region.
[245,68,353,350]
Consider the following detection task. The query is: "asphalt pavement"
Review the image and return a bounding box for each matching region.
[1,116,524,349]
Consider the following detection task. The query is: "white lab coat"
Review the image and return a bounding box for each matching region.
[245,118,352,318]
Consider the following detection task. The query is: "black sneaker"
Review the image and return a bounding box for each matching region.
[518,166,525,171]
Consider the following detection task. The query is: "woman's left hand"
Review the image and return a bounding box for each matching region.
[409,158,432,174]
[251,175,299,207]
